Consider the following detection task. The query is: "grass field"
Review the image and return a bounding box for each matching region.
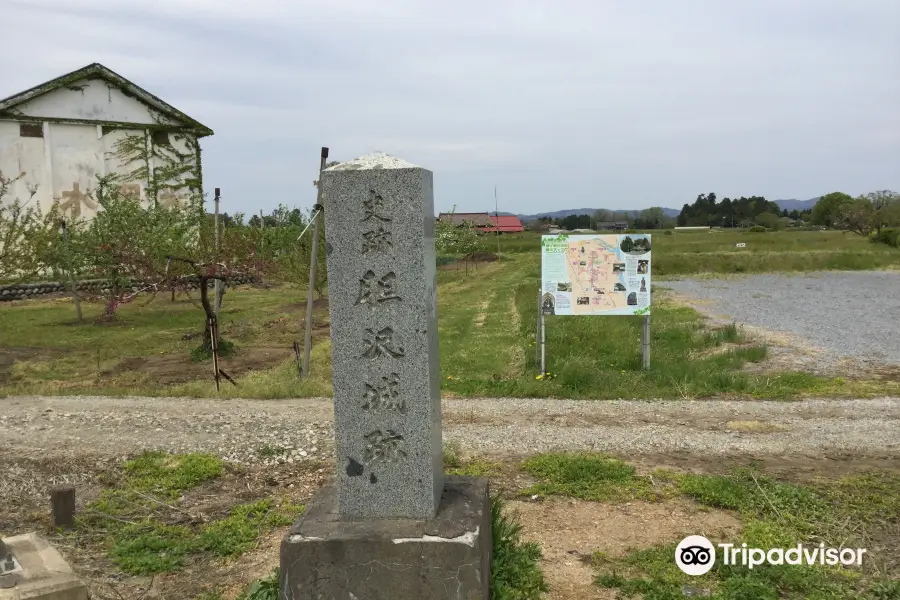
[491,229,900,276]
[1,229,898,399]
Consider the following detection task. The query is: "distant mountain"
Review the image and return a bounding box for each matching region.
[490,199,819,221]
[516,207,680,221]
[774,198,820,211]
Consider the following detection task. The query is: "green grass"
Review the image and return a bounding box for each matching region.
[3,229,898,399]
[521,453,659,502]
[82,451,304,575]
[439,256,849,399]
[647,229,900,276]
[520,452,900,599]
[473,229,900,276]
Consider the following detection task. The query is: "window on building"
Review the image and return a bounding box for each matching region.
[19,123,43,138]
[151,130,172,147]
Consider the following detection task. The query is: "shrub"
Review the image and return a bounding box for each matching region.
[871,228,900,248]
[748,226,766,233]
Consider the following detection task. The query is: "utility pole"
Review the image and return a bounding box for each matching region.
[59,220,82,322]
[494,185,501,260]
[302,146,328,377]
[213,188,223,316]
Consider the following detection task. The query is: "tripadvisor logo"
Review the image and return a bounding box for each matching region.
[675,535,867,576]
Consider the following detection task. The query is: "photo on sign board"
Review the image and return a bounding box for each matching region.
[613,263,626,273]
[541,292,556,315]
[614,282,626,291]
[640,278,647,292]
[576,296,590,306]
[620,235,651,255]
[637,260,649,274]
[557,282,572,292]
[627,292,638,306]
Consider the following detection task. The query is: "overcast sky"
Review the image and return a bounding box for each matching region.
[3,0,899,216]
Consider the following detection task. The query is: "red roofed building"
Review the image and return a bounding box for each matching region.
[478,215,524,234]
[437,212,524,234]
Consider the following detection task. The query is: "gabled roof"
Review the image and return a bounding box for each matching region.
[0,63,213,136]
[478,215,524,233]
[438,212,492,226]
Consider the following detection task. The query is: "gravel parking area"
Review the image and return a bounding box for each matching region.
[662,271,900,366]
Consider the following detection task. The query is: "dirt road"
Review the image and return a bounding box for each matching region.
[2,395,898,463]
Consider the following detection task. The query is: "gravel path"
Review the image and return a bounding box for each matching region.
[662,271,900,365]
[1,395,898,464]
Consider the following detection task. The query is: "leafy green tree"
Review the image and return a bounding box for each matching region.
[810,192,852,227]
[634,207,665,229]
[754,212,780,230]
[837,196,876,236]
[677,193,780,227]
[435,208,483,257]
[76,178,201,317]
[865,190,900,233]
[0,170,63,283]
[620,236,635,252]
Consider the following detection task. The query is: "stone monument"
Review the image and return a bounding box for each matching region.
[280,153,491,599]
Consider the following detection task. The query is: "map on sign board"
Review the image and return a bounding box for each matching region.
[540,234,651,316]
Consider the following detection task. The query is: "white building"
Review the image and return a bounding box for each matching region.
[0,63,213,221]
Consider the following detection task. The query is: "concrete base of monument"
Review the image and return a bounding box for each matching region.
[280,476,491,600]
[0,533,88,600]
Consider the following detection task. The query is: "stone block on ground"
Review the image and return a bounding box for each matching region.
[280,476,491,600]
[0,533,88,600]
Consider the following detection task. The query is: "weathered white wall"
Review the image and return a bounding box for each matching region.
[0,120,46,203]
[13,78,179,126]
[0,77,201,221]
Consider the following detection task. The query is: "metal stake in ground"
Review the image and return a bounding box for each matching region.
[301,146,328,377]
[292,340,302,377]
[209,317,221,391]
[59,220,82,322]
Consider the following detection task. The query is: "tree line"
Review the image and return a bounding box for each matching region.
[527,189,899,235]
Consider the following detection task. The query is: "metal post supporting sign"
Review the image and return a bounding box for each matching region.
[641,314,651,370]
[540,310,547,377]
[535,288,542,366]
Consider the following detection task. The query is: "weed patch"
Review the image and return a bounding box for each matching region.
[82,451,304,575]
[239,568,279,600]
[521,453,664,502]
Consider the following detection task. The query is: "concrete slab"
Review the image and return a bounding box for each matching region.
[0,533,88,600]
